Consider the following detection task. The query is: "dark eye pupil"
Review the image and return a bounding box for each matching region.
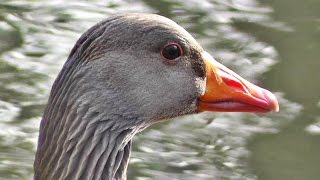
[162,44,181,60]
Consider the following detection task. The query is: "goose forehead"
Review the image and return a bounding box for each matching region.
[109,14,201,47]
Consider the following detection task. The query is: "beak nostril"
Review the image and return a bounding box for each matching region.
[220,70,248,93]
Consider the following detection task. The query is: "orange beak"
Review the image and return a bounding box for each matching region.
[198,51,279,113]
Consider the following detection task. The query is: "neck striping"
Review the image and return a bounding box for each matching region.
[34,61,143,180]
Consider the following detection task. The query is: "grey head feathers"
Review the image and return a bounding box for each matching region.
[34,13,207,180]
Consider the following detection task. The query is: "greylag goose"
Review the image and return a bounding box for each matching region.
[34,13,279,180]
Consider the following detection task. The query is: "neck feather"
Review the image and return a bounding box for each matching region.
[34,63,142,180]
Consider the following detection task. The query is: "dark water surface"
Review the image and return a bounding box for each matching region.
[0,0,318,180]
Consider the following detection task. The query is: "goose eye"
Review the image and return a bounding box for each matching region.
[161,43,182,60]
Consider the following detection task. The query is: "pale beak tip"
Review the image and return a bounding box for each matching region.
[263,89,279,112]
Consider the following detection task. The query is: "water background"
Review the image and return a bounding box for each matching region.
[0,0,319,179]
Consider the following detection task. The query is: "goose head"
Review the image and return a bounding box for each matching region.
[34,13,278,180]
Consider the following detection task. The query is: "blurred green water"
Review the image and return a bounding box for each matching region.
[0,0,318,180]
[247,0,320,180]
